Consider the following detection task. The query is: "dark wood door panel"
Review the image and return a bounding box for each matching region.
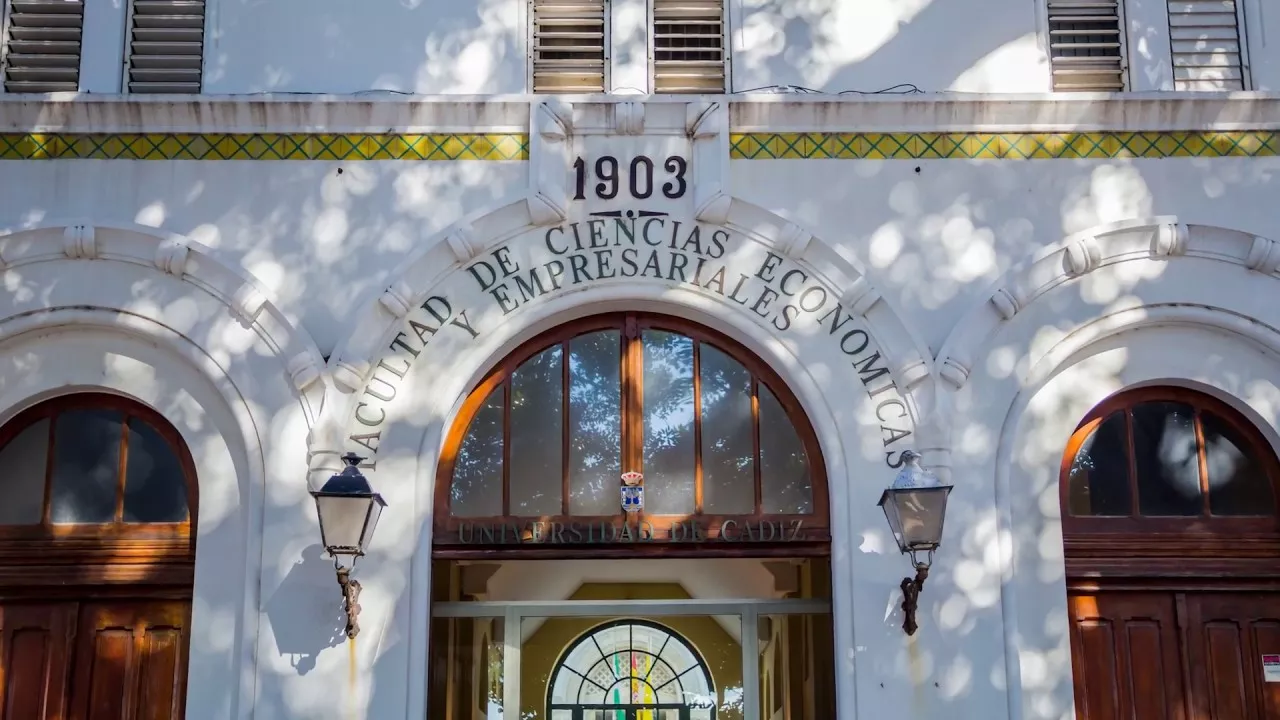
[1069,591,1187,720]
[0,603,73,720]
[67,601,189,720]
[1185,593,1280,720]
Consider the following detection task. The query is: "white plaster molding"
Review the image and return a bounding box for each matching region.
[444,223,479,262]
[778,222,813,260]
[615,101,645,135]
[231,282,268,325]
[1246,236,1280,275]
[897,357,931,390]
[839,276,881,317]
[62,224,96,259]
[1062,235,1101,276]
[154,237,192,276]
[989,287,1020,320]
[378,281,415,319]
[1151,222,1189,257]
[689,102,731,226]
[287,352,323,392]
[527,100,573,227]
[333,358,370,394]
[938,356,971,390]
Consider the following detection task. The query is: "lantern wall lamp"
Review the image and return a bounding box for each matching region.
[878,449,953,636]
[310,452,386,639]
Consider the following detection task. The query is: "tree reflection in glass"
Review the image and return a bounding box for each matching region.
[451,386,504,516]
[569,331,621,515]
[643,331,696,515]
[700,344,754,514]
[759,384,811,514]
[511,345,563,516]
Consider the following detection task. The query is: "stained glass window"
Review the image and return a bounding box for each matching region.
[548,620,715,719]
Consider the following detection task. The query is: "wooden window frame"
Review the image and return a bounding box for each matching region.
[1061,386,1280,569]
[434,312,829,553]
[0,392,197,588]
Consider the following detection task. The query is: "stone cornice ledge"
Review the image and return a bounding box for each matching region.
[2,92,1279,134]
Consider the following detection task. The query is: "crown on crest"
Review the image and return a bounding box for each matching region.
[621,471,643,486]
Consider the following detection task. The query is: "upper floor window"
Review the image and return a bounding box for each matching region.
[1047,1,1127,91]
[437,313,825,539]
[1062,387,1279,533]
[531,0,727,94]
[1167,0,1247,90]
[0,393,194,536]
[1,0,203,94]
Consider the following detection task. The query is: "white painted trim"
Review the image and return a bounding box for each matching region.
[432,598,831,617]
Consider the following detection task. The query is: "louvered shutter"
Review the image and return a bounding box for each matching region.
[1,0,83,93]
[1047,1,1125,91]
[126,0,204,93]
[532,0,605,93]
[652,0,725,93]
[1168,1,1244,90]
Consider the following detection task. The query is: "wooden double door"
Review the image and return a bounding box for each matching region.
[0,599,189,720]
[1069,587,1280,719]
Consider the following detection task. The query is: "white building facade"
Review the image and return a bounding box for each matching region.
[1,2,1279,720]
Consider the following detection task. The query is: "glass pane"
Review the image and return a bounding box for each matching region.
[1066,412,1131,516]
[1203,412,1275,515]
[643,331,695,515]
[511,345,564,516]
[569,331,622,515]
[759,384,812,514]
[426,615,504,720]
[452,387,504,517]
[1132,401,1202,516]
[0,418,49,525]
[123,419,188,523]
[50,409,123,524]
[760,614,836,720]
[526,615,739,720]
[699,344,754,515]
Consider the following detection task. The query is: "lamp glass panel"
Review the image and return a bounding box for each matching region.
[880,492,906,551]
[889,488,949,548]
[316,494,370,551]
[359,497,385,551]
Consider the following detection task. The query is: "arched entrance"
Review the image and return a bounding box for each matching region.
[0,392,195,719]
[427,313,836,720]
[1062,387,1280,718]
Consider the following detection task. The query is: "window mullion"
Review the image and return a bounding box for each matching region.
[1193,408,1211,516]
[41,410,56,526]
[502,379,511,516]
[751,377,762,516]
[1125,409,1140,519]
[693,339,703,515]
[115,413,130,523]
[561,340,571,516]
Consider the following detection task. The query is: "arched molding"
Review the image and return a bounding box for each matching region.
[940,218,1280,720]
[0,221,327,720]
[314,195,935,720]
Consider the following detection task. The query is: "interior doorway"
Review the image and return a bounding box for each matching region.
[426,313,839,720]
[1061,387,1280,719]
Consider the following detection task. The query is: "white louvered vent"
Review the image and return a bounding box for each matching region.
[532,0,605,93]
[653,0,725,93]
[1047,1,1125,91]
[1,0,84,93]
[1168,0,1245,90]
[126,0,205,93]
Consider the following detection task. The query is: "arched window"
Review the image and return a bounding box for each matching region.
[436,313,826,544]
[548,619,716,719]
[0,392,195,538]
[1061,387,1280,533]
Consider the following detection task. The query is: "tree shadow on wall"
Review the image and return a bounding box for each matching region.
[264,543,348,674]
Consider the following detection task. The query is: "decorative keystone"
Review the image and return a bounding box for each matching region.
[615,102,645,135]
[778,223,813,260]
[989,288,1020,321]
[333,359,371,394]
[378,282,414,319]
[1151,223,1189,257]
[1245,236,1280,275]
[231,282,268,324]
[938,357,971,390]
[1063,236,1101,277]
[287,352,323,392]
[897,358,931,390]
[154,238,192,276]
[62,224,96,259]
[445,224,478,262]
[841,277,881,317]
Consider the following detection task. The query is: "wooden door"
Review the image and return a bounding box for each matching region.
[1068,591,1187,720]
[66,601,190,720]
[0,603,74,720]
[1184,593,1280,720]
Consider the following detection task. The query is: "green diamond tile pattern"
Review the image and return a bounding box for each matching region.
[0,133,530,161]
[729,131,1280,160]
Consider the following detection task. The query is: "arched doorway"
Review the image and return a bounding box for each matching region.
[1062,387,1280,718]
[428,313,836,720]
[0,392,195,720]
